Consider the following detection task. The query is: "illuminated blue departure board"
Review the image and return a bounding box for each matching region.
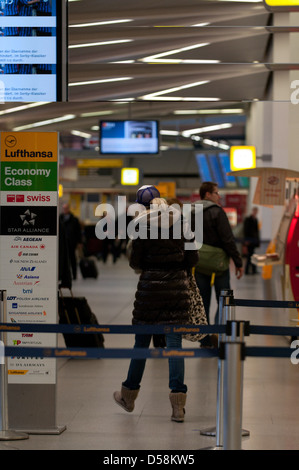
[208,154,225,188]
[195,151,248,188]
[195,153,212,181]
[0,0,67,102]
[218,153,237,187]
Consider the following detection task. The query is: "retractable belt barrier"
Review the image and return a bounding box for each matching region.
[235,298,299,309]
[0,289,298,448]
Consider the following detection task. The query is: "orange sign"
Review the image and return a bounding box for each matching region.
[1,132,58,162]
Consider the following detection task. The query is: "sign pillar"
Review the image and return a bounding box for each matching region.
[0,131,65,434]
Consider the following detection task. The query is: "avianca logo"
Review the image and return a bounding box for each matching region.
[7,194,51,203]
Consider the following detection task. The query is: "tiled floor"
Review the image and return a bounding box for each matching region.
[0,254,298,451]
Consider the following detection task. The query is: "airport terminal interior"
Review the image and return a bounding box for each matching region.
[1,253,299,451]
[1,0,299,453]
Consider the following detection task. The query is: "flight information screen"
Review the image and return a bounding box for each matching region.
[0,0,66,102]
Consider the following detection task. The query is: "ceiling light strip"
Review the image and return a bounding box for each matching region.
[69,39,133,49]
[13,115,76,131]
[69,77,133,87]
[182,123,232,137]
[0,102,48,116]
[70,19,133,28]
[140,42,210,62]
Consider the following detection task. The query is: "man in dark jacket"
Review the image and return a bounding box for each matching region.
[192,182,243,345]
[243,207,260,275]
[59,203,82,280]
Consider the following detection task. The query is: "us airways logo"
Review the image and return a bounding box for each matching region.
[7,194,51,203]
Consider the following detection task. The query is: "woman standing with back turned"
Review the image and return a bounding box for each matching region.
[113,186,199,422]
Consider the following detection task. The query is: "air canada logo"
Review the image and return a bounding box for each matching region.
[20,209,37,226]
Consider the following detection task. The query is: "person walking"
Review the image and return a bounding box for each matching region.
[59,203,83,281]
[243,207,260,275]
[191,182,243,347]
[113,186,199,422]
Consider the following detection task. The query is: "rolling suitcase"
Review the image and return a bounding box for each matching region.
[58,289,104,348]
[79,257,98,279]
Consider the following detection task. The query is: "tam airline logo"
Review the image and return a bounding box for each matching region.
[7,194,51,203]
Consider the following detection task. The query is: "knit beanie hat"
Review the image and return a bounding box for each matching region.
[135,185,160,206]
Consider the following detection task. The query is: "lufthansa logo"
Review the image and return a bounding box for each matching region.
[5,135,17,148]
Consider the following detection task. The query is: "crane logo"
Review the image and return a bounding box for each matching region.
[4,135,17,148]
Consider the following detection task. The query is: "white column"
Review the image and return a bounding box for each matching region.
[246,11,299,241]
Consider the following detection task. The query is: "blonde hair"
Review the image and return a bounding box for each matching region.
[150,197,168,208]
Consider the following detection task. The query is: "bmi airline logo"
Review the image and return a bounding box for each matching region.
[20,209,37,226]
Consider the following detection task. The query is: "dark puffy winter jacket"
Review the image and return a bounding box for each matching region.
[129,205,199,325]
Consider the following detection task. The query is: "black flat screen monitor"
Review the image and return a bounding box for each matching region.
[99,120,160,155]
[0,0,67,102]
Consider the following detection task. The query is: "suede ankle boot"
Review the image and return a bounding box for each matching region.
[169,392,186,422]
[113,386,139,412]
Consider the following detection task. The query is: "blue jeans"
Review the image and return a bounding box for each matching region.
[194,269,230,325]
[122,333,187,393]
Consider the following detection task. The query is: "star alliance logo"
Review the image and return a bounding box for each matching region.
[20,209,37,226]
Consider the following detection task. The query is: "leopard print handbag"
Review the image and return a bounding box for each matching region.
[183,275,208,342]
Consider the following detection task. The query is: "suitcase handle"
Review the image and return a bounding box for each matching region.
[59,288,81,325]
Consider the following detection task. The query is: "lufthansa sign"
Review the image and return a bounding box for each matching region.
[1,132,58,161]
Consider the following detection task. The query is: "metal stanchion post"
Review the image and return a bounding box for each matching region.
[200,290,234,446]
[200,296,250,449]
[0,290,28,441]
[222,334,245,450]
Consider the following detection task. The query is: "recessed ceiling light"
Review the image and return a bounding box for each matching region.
[191,23,211,27]
[182,123,232,137]
[141,96,220,101]
[71,130,92,138]
[160,130,180,136]
[0,102,48,115]
[69,39,133,49]
[140,42,210,63]
[69,77,132,87]
[80,111,114,117]
[174,109,244,115]
[140,80,212,101]
[70,19,133,28]
[13,115,76,131]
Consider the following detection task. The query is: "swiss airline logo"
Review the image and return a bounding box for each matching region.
[6,193,53,204]
[7,195,25,203]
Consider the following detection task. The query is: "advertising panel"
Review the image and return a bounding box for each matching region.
[0,131,58,384]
